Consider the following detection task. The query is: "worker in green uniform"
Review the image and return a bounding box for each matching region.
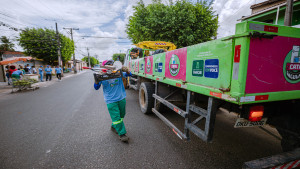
[94,60,132,142]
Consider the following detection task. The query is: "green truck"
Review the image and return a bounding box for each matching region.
[125,21,300,162]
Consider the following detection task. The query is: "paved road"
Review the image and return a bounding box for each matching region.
[0,71,282,169]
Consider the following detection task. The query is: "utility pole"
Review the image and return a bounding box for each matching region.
[87,47,91,68]
[95,54,99,64]
[63,27,79,73]
[0,52,6,82]
[55,22,62,68]
[284,0,294,26]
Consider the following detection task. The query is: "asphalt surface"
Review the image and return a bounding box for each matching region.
[0,71,282,169]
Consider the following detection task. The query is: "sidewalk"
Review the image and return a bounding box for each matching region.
[0,70,87,98]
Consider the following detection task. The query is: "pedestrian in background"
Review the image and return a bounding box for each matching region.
[26,64,31,74]
[39,66,44,82]
[8,65,17,85]
[11,68,23,80]
[32,66,37,74]
[45,65,52,81]
[5,65,10,85]
[55,66,62,81]
[19,65,25,74]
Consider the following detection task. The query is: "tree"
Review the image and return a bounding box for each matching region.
[112,53,126,64]
[126,0,218,48]
[81,56,99,67]
[0,36,15,55]
[18,28,74,65]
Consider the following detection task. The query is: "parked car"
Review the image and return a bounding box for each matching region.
[91,64,101,71]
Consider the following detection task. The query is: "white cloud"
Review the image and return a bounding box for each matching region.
[212,0,267,38]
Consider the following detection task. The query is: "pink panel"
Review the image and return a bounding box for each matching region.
[129,61,131,71]
[245,36,300,94]
[145,56,153,75]
[165,48,187,81]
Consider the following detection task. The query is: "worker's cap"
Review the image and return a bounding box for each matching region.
[40,65,43,67]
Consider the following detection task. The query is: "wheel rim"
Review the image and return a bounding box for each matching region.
[140,88,146,108]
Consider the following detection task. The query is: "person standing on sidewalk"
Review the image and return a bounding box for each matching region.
[19,65,25,74]
[45,65,52,81]
[39,66,44,82]
[26,64,31,74]
[32,66,37,74]
[5,66,10,85]
[8,65,17,85]
[94,60,132,142]
[55,66,62,81]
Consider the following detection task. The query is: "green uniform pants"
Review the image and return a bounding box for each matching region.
[11,74,20,80]
[107,98,127,135]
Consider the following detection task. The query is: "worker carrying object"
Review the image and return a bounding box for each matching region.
[94,60,132,142]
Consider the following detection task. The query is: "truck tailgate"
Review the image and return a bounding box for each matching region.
[245,36,300,94]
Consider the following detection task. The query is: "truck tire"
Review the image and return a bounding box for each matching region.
[139,82,155,114]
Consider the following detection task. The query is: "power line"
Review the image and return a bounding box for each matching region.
[37,0,66,23]
[0,21,23,32]
[0,9,41,28]
[0,17,30,28]
[0,12,16,20]
[0,29,18,32]
[218,0,253,25]
[8,0,55,27]
[77,36,128,39]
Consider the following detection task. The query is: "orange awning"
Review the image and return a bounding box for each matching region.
[0,57,33,65]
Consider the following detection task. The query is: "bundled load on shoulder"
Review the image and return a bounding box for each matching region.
[93,60,125,82]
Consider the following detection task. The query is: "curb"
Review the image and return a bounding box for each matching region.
[0,71,88,99]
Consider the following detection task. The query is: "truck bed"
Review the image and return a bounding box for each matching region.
[128,21,300,105]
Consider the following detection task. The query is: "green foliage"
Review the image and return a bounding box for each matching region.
[126,0,218,48]
[27,78,38,83]
[112,53,126,64]
[18,28,74,64]
[81,56,99,67]
[0,36,15,55]
[12,78,38,87]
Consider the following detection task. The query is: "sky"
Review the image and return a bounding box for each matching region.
[0,0,266,62]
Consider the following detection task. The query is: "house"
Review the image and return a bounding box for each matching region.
[65,59,87,72]
[0,51,58,82]
[1,51,45,68]
[241,0,300,27]
[0,51,44,82]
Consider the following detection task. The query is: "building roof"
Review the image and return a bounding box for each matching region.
[250,0,283,9]
[241,0,299,21]
[3,51,24,55]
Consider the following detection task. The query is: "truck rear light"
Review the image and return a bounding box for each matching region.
[249,105,264,122]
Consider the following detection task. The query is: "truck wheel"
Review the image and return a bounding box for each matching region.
[139,82,155,114]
